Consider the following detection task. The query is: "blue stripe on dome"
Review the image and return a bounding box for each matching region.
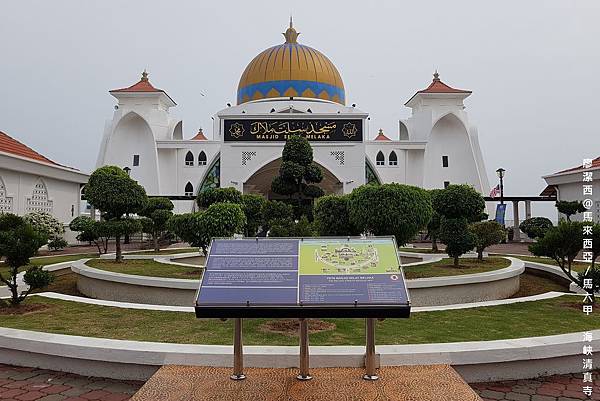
[237,80,345,104]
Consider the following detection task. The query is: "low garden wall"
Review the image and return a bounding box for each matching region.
[0,326,595,382]
[407,257,524,306]
[71,257,524,307]
[71,260,198,306]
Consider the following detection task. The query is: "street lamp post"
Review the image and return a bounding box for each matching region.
[123,166,132,245]
[496,168,505,205]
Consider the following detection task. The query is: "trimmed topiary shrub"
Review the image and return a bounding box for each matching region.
[348,183,432,245]
[519,217,553,240]
[196,187,242,209]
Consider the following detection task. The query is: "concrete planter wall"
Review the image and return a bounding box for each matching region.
[72,257,523,307]
[406,258,524,306]
[0,326,595,382]
[71,260,199,307]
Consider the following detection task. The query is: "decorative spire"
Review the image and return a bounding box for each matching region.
[141,69,149,82]
[283,16,299,44]
[433,70,440,81]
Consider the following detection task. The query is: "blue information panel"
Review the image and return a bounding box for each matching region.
[195,237,410,318]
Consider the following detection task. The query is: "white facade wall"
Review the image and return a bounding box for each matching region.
[96,81,490,212]
[543,168,600,222]
[0,153,88,243]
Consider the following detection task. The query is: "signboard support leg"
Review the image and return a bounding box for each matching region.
[230,318,246,380]
[297,318,312,380]
[363,318,379,380]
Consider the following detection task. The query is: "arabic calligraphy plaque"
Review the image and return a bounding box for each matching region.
[223,119,363,142]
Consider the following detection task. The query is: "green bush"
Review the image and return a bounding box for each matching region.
[241,194,266,236]
[202,203,246,239]
[439,217,475,266]
[519,217,553,239]
[348,183,432,245]
[470,220,505,260]
[23,211,64,239]
[269,216,316,237]
[433,184,485,263]
[48,237,68,251]
[139,197,174,251]
[168,213,208,253]
[555,200,586,221]
[271,136,324,216]
[85,166,148,261]
[0,214,48,305]
[69,216,110,254]
[23,267,54,291]
[314,195,359,236]
[196,187,242,209]
[262,200,294,231]
[528,220,599,302]
[432,184,485,222]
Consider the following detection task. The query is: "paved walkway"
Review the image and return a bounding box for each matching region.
[0,364,143,401]
[471,372,600,400]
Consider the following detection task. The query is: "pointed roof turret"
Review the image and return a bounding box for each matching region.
[110,71,176,106]
[374,128,391,141]
[191,128,207,140]
[405,71,471,107]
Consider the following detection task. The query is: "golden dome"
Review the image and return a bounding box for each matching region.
[237,19,345,105]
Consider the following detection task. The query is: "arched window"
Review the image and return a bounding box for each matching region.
[184,182,194,196]
[376,151,385,166]
[198,151,207,166]
[389,151,398,166]
[185,151,194,166]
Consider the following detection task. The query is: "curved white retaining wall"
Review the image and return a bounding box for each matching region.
[71,257,524,307]
[407,257,524,306]
[71,260,199,306]
[0,326,595,383]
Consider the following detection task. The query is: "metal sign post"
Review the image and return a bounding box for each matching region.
[297,318,312,380]
[230,318,246,380]
[363,318,378,380]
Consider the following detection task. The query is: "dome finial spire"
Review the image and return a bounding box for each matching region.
[283,17,299,43]
[433,70,440,81]
[141,69,149,82]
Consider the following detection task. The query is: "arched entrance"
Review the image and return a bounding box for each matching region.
[243,158,343,198]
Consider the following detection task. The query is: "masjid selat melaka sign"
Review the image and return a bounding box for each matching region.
[95,19,490,208]
[224,119,363,142]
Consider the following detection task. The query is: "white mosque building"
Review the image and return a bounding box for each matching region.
[96,21,490,212]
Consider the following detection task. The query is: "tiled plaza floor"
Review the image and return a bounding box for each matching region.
[0,364,143,401]
[471,372,600,401]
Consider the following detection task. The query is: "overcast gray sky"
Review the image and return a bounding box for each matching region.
[1,0,598,219]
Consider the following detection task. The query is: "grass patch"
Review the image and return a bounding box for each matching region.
[0,253,98,279]
[510,272,570,298]
[0,295,594,345]
[126,248,199,256]
[494,254,589,273]
[403,257,510,279]
[399,247,445,254]
[31,273,85,297]
[85,259,202,279]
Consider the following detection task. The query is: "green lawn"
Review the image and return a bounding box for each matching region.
[126,248,199,256]
[509,272,570,298]
[403,257,510,279]
[494,254,589,273]
[0,253,98,279]
[85,259,202,279]
[0,295,593,345]
[399,247,445,254]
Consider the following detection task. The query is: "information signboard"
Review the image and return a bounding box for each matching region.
[195,237,410,318]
